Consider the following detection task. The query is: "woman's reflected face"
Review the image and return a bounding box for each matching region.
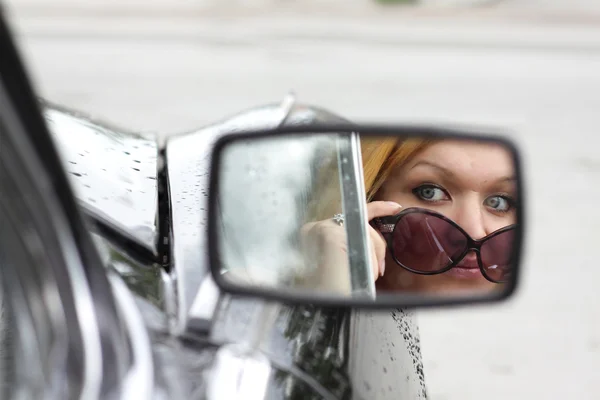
[376,140,517,295]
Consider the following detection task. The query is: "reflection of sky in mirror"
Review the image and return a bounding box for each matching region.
[218,134,340,286]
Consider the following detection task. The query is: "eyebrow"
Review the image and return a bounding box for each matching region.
[409,160,516,183]
[410,161,455,176]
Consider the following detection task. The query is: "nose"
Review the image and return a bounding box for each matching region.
[453,198,488,240]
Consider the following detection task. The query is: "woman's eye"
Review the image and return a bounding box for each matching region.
[485,195,512,212]
[412,185,449,202]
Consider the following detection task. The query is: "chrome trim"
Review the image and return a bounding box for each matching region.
[187,274,221,332]
[337,132,375,296]
[49,213,104,400]
[108,273,154,400]
[160,268,178,335]
[206,344,272,400]
[276,91,297,127]
[247,302,281,351]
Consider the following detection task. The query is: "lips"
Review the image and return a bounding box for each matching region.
[446,266,482,279]
[455,260,479,269]
[454,254,479,269]
[447,255,482,279]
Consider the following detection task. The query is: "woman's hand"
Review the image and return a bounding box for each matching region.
[298,201,402,293]
[366,201,403,279]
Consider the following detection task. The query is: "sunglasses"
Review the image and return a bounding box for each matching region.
[371,207,516,283]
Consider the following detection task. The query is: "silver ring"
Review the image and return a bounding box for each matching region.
[332,213,345,226]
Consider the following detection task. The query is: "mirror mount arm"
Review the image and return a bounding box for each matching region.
[246,301,281,351]
[205,301,279,400]
[276,91,297,128]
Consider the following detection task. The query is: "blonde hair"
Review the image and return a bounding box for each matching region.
[362,137,433,202]
[305,136,433,221]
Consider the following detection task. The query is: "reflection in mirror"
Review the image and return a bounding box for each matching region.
[364,136,518,298]
[213,131,521,305]
[216,133,358,294]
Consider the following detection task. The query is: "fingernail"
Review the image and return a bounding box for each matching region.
[386,202,402,210]
[379,259,386,277]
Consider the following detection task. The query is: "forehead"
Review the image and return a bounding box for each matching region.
[409,140,514,176]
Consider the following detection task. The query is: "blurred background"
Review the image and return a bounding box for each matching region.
[3,0,599,399]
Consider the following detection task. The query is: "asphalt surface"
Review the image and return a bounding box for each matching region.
[4,1,600,399]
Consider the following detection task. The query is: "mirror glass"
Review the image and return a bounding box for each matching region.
[212,130,521,305]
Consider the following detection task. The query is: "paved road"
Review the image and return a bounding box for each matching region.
[4,1,600,399]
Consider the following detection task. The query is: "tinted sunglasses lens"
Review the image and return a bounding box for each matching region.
[392,213,467,273]
[480,228,515,282]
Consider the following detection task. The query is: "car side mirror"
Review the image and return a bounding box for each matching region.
[207,123,525,309]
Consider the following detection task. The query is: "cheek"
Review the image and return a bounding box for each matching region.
[484,213,516,232]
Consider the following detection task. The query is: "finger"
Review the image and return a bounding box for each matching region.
[368,236,380,281]
[366,201,402,221]
[369,226,387,277]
